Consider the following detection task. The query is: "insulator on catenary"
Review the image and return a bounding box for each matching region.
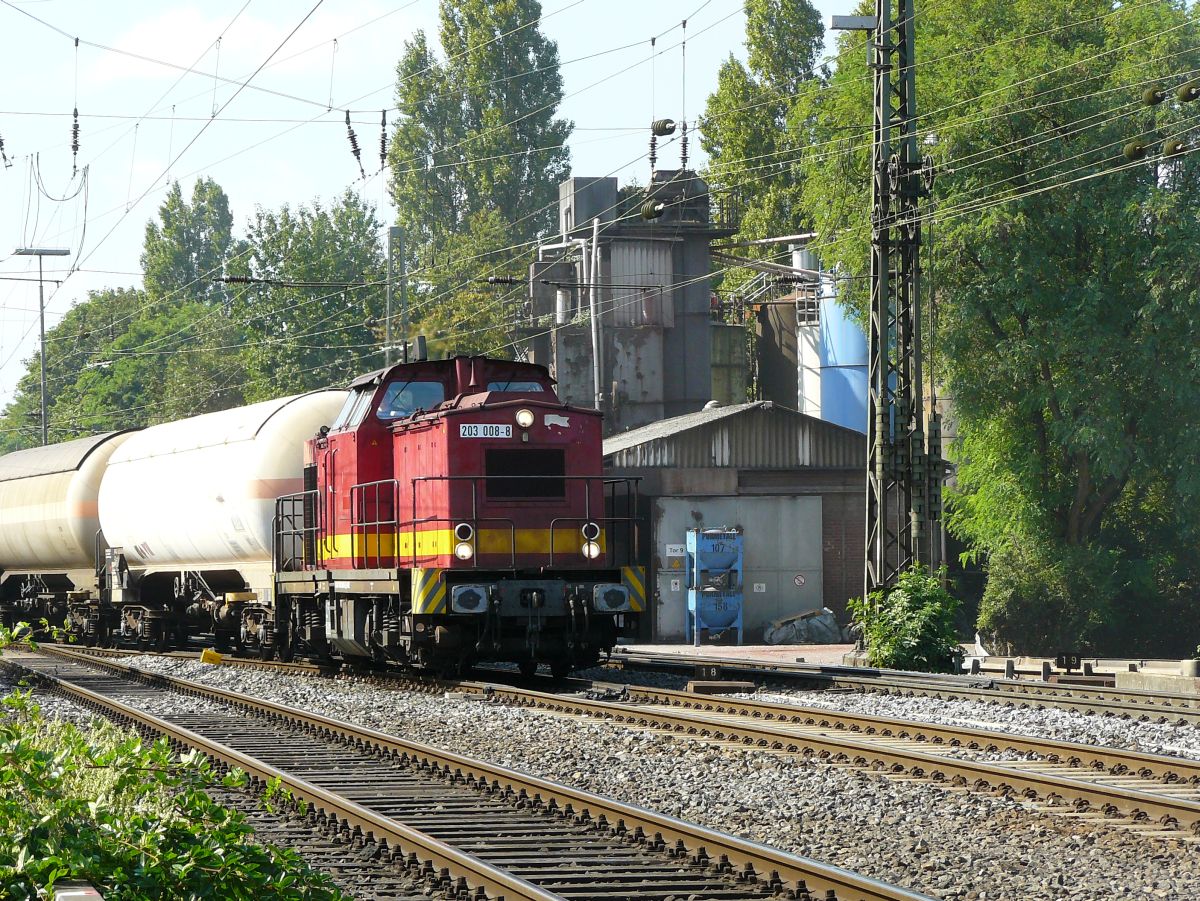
[345,110,364,179]
[641,200,665,221]
[1142,86,1166,106]
[651,118,676,136]
[1178,80,1200,103]
[680,120,688,170]
[1123,140,1148,162]
[71,107,80,175]
[379,110,388,169]
[1162,137,1188,157]
[0,132,10,168]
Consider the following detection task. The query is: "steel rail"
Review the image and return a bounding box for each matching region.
[2,655,557,901]
[421,682,1200,835]
[18,646,936,901]
[612,684,1200,786]
[607,651,1200,723]
[51,643,1200,830]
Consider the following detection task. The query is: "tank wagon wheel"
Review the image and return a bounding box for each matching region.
[518,660,538,679]
[549,659,571,680]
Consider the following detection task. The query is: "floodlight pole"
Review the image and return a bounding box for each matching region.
[14,247,70,446]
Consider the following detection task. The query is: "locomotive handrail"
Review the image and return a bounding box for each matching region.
[325,473,642,571]
[349,479,399,570]
[409,474,641,569]
[273,489,323,572]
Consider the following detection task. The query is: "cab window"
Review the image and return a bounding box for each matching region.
[487,380,545,393]
[331,390,373,430]
[377,380,445,420]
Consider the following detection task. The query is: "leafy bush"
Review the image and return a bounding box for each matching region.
[848,566,964,673]
[0,684,345,899]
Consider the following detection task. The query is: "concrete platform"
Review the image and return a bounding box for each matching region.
[616,642,855,666]
[1116,669,1200,697]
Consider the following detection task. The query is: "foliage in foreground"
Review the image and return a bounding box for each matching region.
[848,567,963,674]
[0,688,345,900]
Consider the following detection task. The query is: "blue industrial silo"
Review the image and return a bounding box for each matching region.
[817,289,869,433]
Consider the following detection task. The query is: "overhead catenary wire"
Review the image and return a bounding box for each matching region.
[7,3,1190,407]
[2,5,727,373]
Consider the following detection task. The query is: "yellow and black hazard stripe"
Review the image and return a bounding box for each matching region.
[411,568,447,614]
[621,566,646,612]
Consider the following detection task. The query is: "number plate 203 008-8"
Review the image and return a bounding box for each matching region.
[459,423,512,439]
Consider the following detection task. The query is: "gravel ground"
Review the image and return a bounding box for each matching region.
[575,665,1200,760]
[108,654,1200,901]
[735,688,1200,761]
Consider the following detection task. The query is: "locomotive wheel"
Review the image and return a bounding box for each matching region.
[277,617,296,663]
[517,659,537,678]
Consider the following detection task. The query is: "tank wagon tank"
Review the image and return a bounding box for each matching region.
[89,390,346,650]
[0,431,133,628]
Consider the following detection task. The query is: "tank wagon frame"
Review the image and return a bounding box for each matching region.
[0,356,645,675]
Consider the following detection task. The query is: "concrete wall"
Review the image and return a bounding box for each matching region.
[651,495,823,642]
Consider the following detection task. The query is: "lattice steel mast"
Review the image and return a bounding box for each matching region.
[844,0,943,598]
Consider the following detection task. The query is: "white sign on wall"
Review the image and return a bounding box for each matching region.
[670,579,681,592]
[753,583,766,593]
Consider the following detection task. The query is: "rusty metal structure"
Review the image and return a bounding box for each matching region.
[863,0,943,597]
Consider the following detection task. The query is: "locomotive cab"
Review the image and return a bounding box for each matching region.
[274,356,644,675]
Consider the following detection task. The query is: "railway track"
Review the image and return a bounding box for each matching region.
[48,645,1200,838]
[0,646,934,901]
[605,650,1200,725]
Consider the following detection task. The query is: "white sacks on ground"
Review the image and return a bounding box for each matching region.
[763,607,845,645]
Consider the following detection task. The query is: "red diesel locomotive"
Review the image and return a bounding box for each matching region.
[273,355,645,675]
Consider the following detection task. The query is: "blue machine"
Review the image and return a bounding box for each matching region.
[685,527,744,645]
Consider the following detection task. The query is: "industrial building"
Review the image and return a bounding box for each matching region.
[528,166,874,643]
[602,402,865,642]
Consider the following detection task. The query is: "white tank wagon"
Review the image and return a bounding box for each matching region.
[0,431,134,625]
[91,390,346,650]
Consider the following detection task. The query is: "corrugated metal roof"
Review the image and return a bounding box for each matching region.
[603,402,864,470]
[0,431,132,483]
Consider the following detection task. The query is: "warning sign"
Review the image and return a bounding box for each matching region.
[793,573,806,588]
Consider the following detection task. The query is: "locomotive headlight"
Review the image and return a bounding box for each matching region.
[581,521,601,541]
[515,408,535,429]
[454,541,475,560]
[451,585,489,613]
[454,522,474,541]
[593,584,631,612]
[581,540,602,560]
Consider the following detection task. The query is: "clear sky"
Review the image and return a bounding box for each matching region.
[0,0,840,406]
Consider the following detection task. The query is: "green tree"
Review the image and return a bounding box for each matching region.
[795,0,1200,653]
[233,190,386,400]
[142,177,236,305]
[387,0,572,353]
[0,288,152,451]
[699,0,823,246]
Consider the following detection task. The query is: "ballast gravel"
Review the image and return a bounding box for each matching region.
[114,655,1200,901]
[738,687,1200,761]
[574,664,1200,761]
